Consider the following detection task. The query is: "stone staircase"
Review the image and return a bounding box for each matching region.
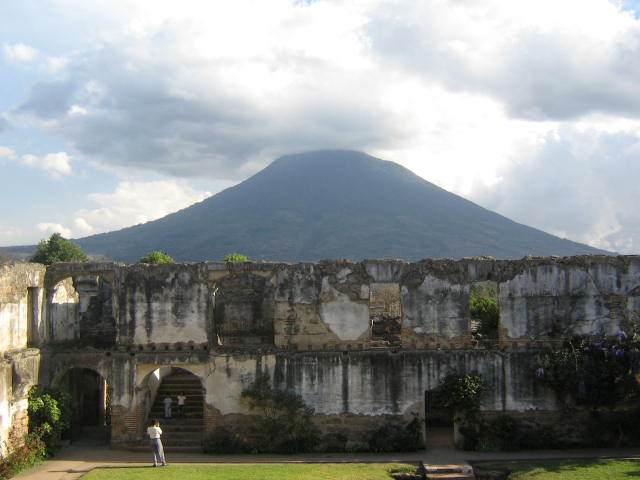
[425,464,476,480]
[147,373,204,452]
[425,464,475,480]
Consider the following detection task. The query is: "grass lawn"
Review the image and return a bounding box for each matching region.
[475,458,640,480]
[80,463,417,480]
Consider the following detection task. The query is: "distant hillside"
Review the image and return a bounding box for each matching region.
[7,151,611,263]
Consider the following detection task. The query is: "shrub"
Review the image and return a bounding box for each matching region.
[535,333,640,410]
[137,251,174,264]
[223,253,248,262]
[28,386,71,455]
[434,373,486,419]
[0,429,47,479]
[30,233,88,265]
[203,427,252,454]
[470,295,499,338]
[368,416,423,452]
[241,376,319,453]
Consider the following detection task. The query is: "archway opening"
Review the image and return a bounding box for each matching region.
[58,368,109,444]
[146,367,204,451]
[424,389,454,449]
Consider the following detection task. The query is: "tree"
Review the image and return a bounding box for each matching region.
[223,253,248,262]
[30,233,88,265]
[138,251,174,264]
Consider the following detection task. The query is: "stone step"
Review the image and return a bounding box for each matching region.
[134,444,202,453]
[426,464,474,480]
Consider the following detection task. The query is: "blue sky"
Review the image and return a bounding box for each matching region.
[1,0,640,254]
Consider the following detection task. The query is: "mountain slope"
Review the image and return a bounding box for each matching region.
[70,150,610,263]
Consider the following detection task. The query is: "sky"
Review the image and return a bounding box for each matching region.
[1,0,640,254]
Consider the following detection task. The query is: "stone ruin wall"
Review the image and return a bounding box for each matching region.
[1,255,640,449]
[0,263,44,457]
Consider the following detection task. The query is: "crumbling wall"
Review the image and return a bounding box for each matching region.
[118,263,209,346]
[13,255,640,448]
[0,263,44,457]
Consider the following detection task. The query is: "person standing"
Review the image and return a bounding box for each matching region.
[163,395,172,419]
[147,419,168,467]
[176,391,186,418]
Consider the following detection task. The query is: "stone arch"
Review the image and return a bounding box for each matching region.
[54,366,110,444]
[140,366,206,450]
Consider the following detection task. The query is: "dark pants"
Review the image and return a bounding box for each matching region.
[150,438,167,466]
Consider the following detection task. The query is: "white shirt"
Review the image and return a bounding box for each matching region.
[147,426,162,439]
[177,395,186,405]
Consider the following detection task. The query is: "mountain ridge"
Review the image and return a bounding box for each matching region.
[6,150,611,262]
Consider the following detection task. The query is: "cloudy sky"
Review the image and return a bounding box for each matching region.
[1,0,640,254]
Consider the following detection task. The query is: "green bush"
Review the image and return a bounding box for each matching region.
[0,429,47,479]
[241,376,319,453]
[223,253,248,262]
[28,386,71,455]
[367,416,423,452]
[536,333,640,410]
[30,233,88,265]
[470,295,499,338]
[137,251,174,264]
[434,373,486,419]
[203,427,252,454]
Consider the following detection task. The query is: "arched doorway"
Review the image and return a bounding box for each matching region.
[57,368,109,444]
[145,367,204,451]
[424,389,454,449]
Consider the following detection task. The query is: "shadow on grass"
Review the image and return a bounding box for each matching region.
[475,458,640,478]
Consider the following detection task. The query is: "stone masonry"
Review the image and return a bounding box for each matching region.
[1,255,639,450]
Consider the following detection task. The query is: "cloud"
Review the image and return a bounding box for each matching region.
[21,152,72,178]
[0,146,17,161]
[365,0,640,121]
[9,1,406,181]
[469,124,640,254]
[4,0,640,253]
[53,180,212,238]
[3,42,38,62]
[37,222,73,238]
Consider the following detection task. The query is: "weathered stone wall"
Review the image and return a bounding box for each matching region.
[3,255,640,449]
[0,263,44,457]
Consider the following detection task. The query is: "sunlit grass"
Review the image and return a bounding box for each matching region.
[80,462,417,480]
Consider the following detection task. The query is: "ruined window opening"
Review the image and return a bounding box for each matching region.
[469,281,500,343]
[26,287,41,346]
[369,283,402,346]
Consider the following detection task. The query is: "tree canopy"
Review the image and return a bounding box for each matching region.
[30,233,88,265]
[137,251,174,264]
[223,253,248,262]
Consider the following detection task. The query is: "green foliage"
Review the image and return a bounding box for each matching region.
[30,233,88,265]
[434,373,486,418]
[0,429,47,480]
[223,253,248,262]
[535,333,640,410]
[27,386,71,455]
[367,415,423,452]
[470,296,499,337]
[203,427,252,454]
[240,376,319,453]
[137,251,174,264]
[79,463,418,480]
